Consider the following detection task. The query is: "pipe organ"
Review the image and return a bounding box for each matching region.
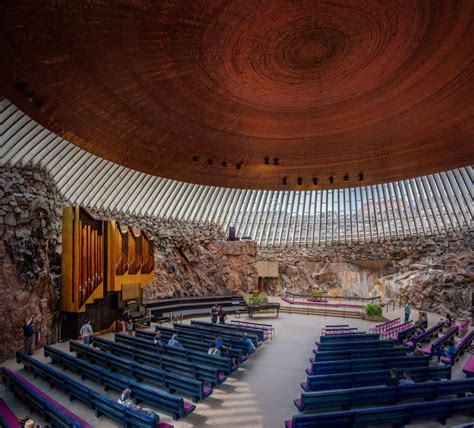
[62,206,154,313]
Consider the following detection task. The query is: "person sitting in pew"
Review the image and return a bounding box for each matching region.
[213,334,224,351]
[412,343,424,356]
[445,340,457,360]
[221,346,238,368]
[399,370,415,385]
[154,332,166,350]
[385,368,399,386]
[168,333,184,349]
[118,388,159,423]
[240,333,256,352]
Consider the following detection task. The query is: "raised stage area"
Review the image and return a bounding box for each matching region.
[1,309,473,427]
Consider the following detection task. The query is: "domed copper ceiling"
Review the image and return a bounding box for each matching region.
[0,1,472,190]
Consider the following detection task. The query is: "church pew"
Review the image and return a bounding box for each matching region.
[319,333,378,342]
[396,319,429,344]
[370,318,400,333]
[230,319,274,339]
[11,356,173,428]
[315,339,395,352]
[423,326,459,356]
[311,346,410,362]
[406,322,444,348]
[294,378,474,412]
[91,336,226,386]
[92,337,227,386]
[70,341,212,402]
[1,368,89,428]
[442,331,474,365]
[114,333,237,374]
[190,320,267,341]
[382,321,413,339]
[44,346,195,420]
[301,365,452,392]
[136,329,246,363]
[0,398,20,428]
[306,355,430,375]
[285,397,474,428]
[462,354,474,378]
[172,323,259,349]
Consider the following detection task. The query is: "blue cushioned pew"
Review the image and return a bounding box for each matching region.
[70,341,212,402]
[114,333,237,374]
[310,345,410,362]
[15,352,174,427]
[285,397,474,428]
[423,326,459,356]
[301,365,451,392]
[1,368,89,428]
[44,346,195,420]
[294,378,474,412]
[319,333,378,342]
[396,319,429,344]
[306,355,430,375]
[172,324,259,350]
[0,398,18,428]
[136,329,247,363]
[443,331,474,365]
[406,321,444,348]
[91,336,226,386]
[190,320,267,341]
[315,338,395,352]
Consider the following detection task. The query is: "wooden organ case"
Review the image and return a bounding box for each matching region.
[61,206,154,338]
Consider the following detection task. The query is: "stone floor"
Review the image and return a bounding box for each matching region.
[1,312,473,428]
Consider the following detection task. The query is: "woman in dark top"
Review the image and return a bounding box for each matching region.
[385,368,399,386]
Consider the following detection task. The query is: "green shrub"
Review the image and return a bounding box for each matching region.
[249,295,268,306]
[365,303,383,316]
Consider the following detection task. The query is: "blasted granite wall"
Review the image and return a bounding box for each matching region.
[259,230,473,317]
[0,165,64,361]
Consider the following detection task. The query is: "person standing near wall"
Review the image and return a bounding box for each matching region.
[210,304,218,324]
[23,317,35,355]
[79,319,93,346]
[404,303,411,323]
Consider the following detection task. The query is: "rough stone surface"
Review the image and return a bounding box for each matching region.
[259,230,474,317]
[91,209,258,299]
[0,165,64,362]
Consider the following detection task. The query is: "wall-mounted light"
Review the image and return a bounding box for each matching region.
[344,174,349,182]
[192,156,199,162]
[236,161,243,170]
[358,172,364,181]
[273,158,280,165]
[329,176,334,184]
[282,177,287,185]
[222,161,227,167]
[312,177,318,185]
[297,177,303,185]
[264,157,270,165]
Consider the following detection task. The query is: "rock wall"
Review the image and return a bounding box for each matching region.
[92,209,258,299]
[259,230,473,317]
[0,165,64,362]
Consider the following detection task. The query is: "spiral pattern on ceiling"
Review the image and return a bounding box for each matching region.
[0,0,473,189]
